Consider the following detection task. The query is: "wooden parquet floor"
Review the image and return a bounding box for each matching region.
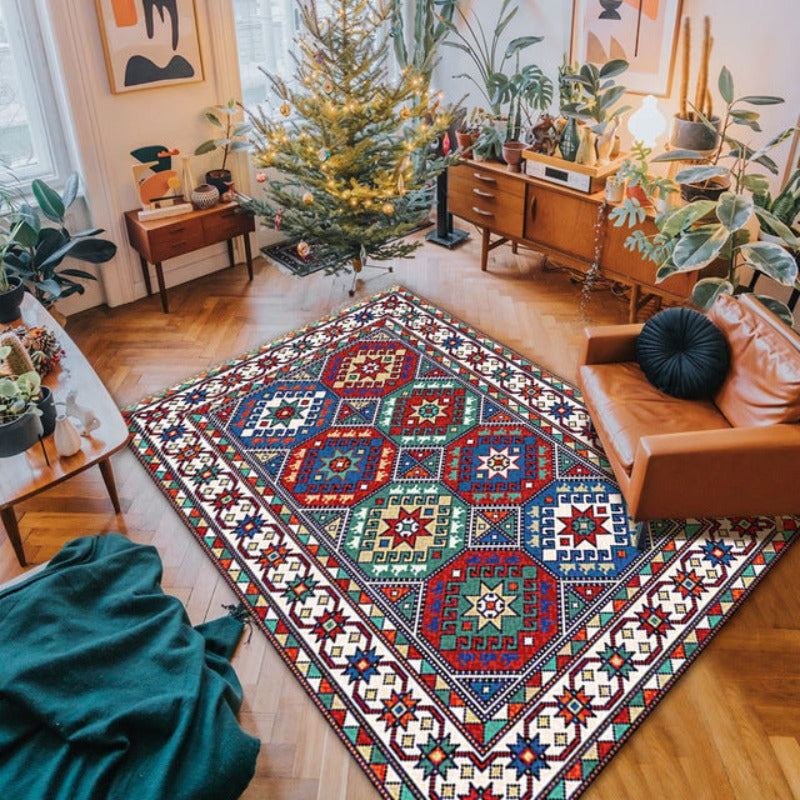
[3,231,800,800]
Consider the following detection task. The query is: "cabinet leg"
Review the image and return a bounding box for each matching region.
[139,256,153,296]
[628,284,641,323]
[154,262,169,313]
[481,228,490,272]
[226,239,235,269]
[243,234,254,281]
[99,457,121,514]
[511,241,518,254]
[1,506,26,567]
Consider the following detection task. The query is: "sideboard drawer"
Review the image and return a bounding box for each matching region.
[201,207,255,245]
[448,166,525,239]
[149,218,204,260]
[449,164,526,198]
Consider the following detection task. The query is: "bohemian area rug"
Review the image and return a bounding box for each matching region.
[126,287,798,800]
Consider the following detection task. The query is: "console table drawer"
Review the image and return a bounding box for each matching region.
[448,186,524,239]
[148,218,204,260]
[449,164,526,198]
[201,208,255,244]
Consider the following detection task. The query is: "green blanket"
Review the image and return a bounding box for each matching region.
[0,534,260,800]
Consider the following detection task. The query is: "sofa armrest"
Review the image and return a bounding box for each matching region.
[579,324,644,367]
[627,424,800,520]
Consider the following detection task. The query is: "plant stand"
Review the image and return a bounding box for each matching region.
[348,257,393,297]
[425,169,469,249]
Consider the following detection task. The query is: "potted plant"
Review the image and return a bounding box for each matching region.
[194,98,251,196]
[611,142,676,211]
[611,68,797,325]
[473,125,504,163]
[670,16,720,151]
[0,178,25,323]
[2,174,117,311]
[753,167,800,244]
[0,350,44,458]
[560,58,630,164]
[455,108,486,158]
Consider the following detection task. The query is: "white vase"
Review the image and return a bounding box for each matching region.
[54,414,82,458]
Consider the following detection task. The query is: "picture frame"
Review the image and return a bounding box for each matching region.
[570,0,684,97]
[95,0,205,94]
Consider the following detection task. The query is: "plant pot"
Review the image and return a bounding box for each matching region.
[680,176,730,203]
[455,130,477,159]
[37,386,57,437]
[559,117,580,162]
[502,141,525,173]
[0,276,25,324]
[0,411,43,458]
[625,184,651,208]
[205,169,233,197]
[670,116,721,152]
[190,183,219,210]
[605,177,625,203]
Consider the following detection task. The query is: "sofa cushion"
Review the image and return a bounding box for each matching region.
[580,362,731,472]
[707,293,800,427]
[636,307,729,399]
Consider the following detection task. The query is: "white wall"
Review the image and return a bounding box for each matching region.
[45,0,248,313]
[435,0,800,185]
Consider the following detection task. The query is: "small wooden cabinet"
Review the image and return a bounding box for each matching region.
[448,161,699,321]
[124,202,255,313]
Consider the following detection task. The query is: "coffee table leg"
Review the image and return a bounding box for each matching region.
[154,262,169,313]
[243,234,254,281]
[226,239,235,269]
[139,256,153,296]
[99,457,121,514]
[1,506,26,567]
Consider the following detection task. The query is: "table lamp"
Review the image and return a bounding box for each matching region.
[627,95,666,149]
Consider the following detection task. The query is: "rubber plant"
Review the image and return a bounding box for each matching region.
[194,99,251,171]
[560,58,631,136]
[3,174,117,308]
[610,67,798,325]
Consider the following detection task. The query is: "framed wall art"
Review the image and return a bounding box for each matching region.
[570,0,683,96]
[95,0,205,94]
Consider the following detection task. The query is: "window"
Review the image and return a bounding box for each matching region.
[0,1,71,186]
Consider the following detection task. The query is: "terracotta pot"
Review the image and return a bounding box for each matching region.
[625,184,651,208]
[502,141,525,173]
[455,130,477,159]
[680,176,730,203]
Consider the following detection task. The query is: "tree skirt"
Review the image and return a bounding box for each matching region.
[126,287,797,800]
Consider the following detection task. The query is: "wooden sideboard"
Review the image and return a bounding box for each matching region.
[448,161,700,322]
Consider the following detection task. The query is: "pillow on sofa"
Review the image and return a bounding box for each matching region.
[636,307,729,399]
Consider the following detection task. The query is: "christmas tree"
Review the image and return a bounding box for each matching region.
[244,0,452,280]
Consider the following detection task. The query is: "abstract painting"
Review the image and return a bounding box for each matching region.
[95,0,204,94]
[571,0,683,96]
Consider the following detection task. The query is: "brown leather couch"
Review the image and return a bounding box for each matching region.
[577,293,800,547]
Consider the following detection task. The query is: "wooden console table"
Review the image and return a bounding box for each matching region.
[124,202,255,313]
[448,161,700,322]
[0,295,129,567]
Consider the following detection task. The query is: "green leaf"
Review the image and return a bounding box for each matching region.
[229,141,250,152]
[59,268,97,280]
[39,237,116,269]
[740,242,798,285]
[12,221,39,249]
[61,173,80,209]
[36,278,62,299]
[205,112,223,128]
[32,179,65,223]
[659,200,717,236]
[754,295,795,326]
[599,59,628,79]
[194,140,218,156]
[656,262,680,281]
[743,173,771,195]
[651,148,707,163]
[504,36,543,57]
[737,95,784,105]
[691,277,734,309]
[597,84,626,111]
[718,66,734,104]
[232,123,252,136]
[716,192,753,231]
[675,165,729,185]
[673,225,730,270]
[754,206,799,246]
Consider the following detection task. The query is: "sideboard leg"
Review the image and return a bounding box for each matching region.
[511,241,518,254]
[99,457,121,514]
[139,256,153,296]
[481,228,490,271]
[243,234,254,281]
[628,284,641,323]
[226,239,235,269]
[154,262,169,313]
[1,506,26,567]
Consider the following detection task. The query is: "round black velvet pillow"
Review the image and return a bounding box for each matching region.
[636,307,729,399]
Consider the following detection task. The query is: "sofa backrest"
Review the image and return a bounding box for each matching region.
[707,293,800,427]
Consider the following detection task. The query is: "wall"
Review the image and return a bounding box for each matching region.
[44,0,248,314]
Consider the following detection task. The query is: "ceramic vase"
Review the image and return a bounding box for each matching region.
[595,118,619,164]
[501,141,526,173]
[576,127,597,166]
[191,184,219,210]
[54,414,82,458]
[604,177,625,203]
[559,117,580,162]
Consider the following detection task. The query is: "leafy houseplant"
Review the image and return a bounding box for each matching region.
[194,99,251,196]
[753,167,800,240]
[561,59,631,136]
[0,344,44,458]
[611,68,798,325]
[389,0,455,81]
[473,125,504,162]
[0,180,26,323]
[611,141,676,212]
[2,174,117,310]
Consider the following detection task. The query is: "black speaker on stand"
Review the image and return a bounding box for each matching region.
[425,122,469,249]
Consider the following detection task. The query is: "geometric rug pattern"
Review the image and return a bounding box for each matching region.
[126,287,798,800]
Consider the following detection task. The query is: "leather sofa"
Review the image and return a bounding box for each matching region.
[577,293,800,548]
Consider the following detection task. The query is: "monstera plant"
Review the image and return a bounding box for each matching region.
[3,174,117,308]
[611,67,798,325]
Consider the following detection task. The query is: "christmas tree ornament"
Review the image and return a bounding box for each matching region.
[382,202,394,215]
[279,102,291,117]
[314,49,325,64]
[297,241,311,258]
[275,207,283,230]
[324,81,333,94]
[302,191,314,205]
[256,172,267,183]
[318,147,330,162]
[400,107,411,120]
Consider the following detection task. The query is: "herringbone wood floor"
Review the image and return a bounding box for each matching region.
[3,232,800,799]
